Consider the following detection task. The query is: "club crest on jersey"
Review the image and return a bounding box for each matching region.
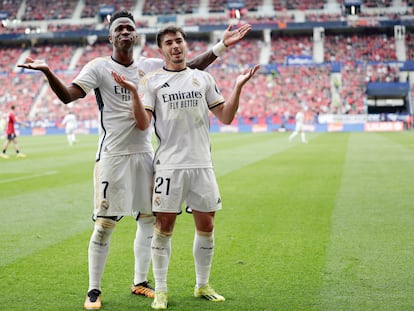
[101,199,109,210]
[192,78,200,87]
[154,196,161,206]
[138,70,146,78]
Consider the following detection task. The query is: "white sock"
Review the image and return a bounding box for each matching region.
[289,132,297,140]
[151,230,171,292]
[134,216,154,285]
[193,231,214,288]
[88,218,116,291]
[301,132,307,142]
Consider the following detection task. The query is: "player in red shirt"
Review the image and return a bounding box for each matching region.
[1,105,26,159]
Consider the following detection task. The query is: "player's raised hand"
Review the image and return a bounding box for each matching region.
[222,23,252,47]
[236,64,260,87]
[111,71,137,92]
[17,57,49,72]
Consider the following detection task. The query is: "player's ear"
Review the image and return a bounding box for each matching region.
[134,33,140,45]
[108,35,113,44]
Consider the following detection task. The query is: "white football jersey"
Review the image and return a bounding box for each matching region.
[72,56,163,160]
[140,67,224,170]
[62,113,77,130]
[295,111,305,124]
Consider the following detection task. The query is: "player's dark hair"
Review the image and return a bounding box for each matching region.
[109,10,134,29]
[156,25,186,48]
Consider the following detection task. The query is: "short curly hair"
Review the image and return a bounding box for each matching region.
[156,25,187,48]
[109,10,134,29]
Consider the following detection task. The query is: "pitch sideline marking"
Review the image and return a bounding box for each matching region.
[0,171,57,183]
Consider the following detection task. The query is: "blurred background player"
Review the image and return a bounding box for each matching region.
[62,109,78,146]
[1,105,27,159]
[288,109,308,144]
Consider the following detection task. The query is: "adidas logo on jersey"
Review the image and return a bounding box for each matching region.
[161,82,170,88]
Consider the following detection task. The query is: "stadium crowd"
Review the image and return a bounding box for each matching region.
[0,0,413,129]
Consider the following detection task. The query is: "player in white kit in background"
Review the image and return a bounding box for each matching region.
[61,109,78,146]
[288,109,308,143]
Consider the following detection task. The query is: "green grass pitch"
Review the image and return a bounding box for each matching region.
[1,131,413,310]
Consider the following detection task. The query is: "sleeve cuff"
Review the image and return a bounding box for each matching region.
[212,40,227,57]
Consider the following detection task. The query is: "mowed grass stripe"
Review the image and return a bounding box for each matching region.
[213,133,348,310]
[1,180,93,266]
[1,132,413,311]
[211,132,312,176]
[1,229,92,310]
[319,132,414,310]
[0,135,96,266]
[0,135,96,185]
[0,170,57,183]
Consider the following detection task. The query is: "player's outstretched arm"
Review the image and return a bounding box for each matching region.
[111,71,151,131]
[211,64,260,125]
[187,23,252,70]
[222,23,252,47]
[17,57,83,104]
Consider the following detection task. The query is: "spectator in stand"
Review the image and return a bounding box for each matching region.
[1,105,27,159]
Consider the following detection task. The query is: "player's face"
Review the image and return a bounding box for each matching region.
[109,17,137,50]
[159,32,187,67]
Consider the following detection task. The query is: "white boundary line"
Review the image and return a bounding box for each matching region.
[0,171,57,183]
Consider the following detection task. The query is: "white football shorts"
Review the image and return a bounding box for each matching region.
[65,125,76,135]
[295,123,305,132]
[93,152,153,218]
[152,168,222,214]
